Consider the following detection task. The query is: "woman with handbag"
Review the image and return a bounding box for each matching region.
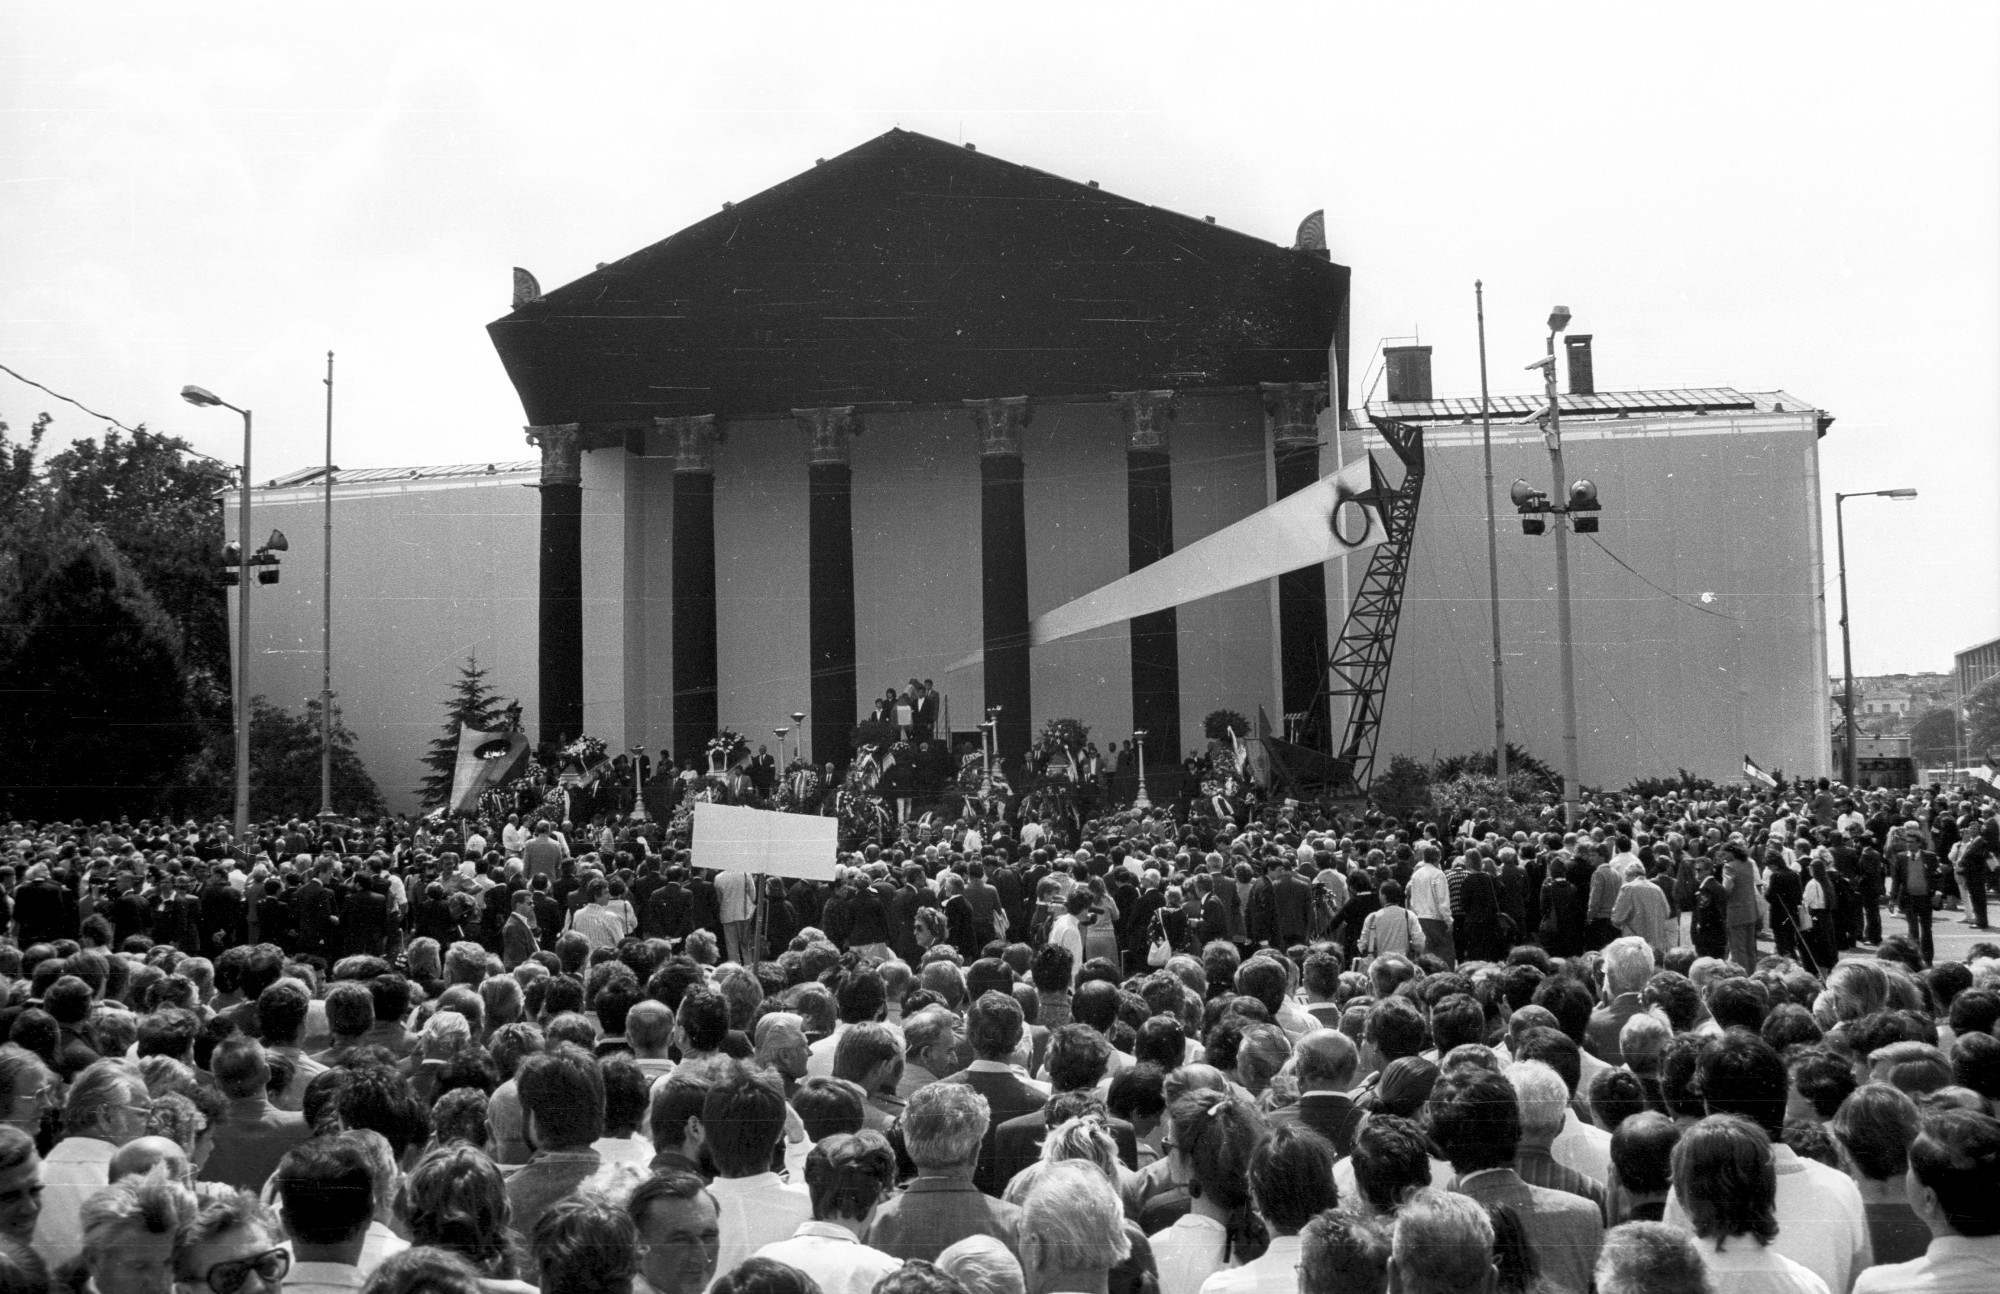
[1356,878,1422,959]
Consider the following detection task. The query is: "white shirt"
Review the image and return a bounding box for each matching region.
[281,1223,407,1278]
[1151,1212,1232,1294]
[284,1261,368,1294]
[1199,1234,1303,1294]
[503,823,529,854]
[592,1134,655,1172]
[717,871,757,924]
[1668,1144,1870,1294]
[1551,1108,1611,1186]
[806,1023,850,1079]
[754,1220,903,1294]
[1853,1235,2000,1294]
[1696,1235,1831,1294]
[1408,864,1452,922]
[708,1172,814,1285]
[33,1135,114,1269]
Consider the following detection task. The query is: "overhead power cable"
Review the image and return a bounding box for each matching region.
[0,362,143,435]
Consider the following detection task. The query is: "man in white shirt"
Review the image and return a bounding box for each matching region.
[1200,1125,1341,1294]
[1853,1107,2000,1294]
[502,814,530,856]
[1407,848,1455,965]
[704,1061,814,1279]
[755,1132,903,1294]
[1664,1032,1870,1294]
[275,1136,375,1294]
[35,1060,152,1269]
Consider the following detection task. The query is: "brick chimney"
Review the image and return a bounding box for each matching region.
[1565,334,1595,396]
[1383,345,1433,404]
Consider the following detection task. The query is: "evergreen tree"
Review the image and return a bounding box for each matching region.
[0,532,204,819]
[420,657,516,808]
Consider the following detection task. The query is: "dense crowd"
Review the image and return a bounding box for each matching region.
[0,773,1993,1294]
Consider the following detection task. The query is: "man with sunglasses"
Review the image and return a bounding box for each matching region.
[175,1190,289,1294]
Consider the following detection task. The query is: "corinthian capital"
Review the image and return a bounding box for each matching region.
[657,415,721,474]
[793,406,863,466]
[964,396,1032,457]
[1112,390,1177,454]
[524,423,584,486]
[1261,381,1329,451]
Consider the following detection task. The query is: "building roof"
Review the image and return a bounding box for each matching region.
[253,461,536,490]
[1364,387,1831,434]
[487,129,1348,427]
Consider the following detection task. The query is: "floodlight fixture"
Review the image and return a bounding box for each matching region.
[263,529,289,552]
[1509,479,1540,508]
[181,385,223,407]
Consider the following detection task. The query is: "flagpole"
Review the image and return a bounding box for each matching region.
[319,350,336,820]
[1476,283,1507,786]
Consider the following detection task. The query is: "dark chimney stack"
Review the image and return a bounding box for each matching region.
[1565,334,1595,396]
[1383,345,1433,404]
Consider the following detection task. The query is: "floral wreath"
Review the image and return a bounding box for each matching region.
[562,735,607,766]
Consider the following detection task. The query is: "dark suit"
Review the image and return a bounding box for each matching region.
[940,1066,1048,1196]
[1453,1168,1602,1294]
[201,1097,311,1192]
[1271,872,1314,946]
[1584,993,1644,1066]
[990,1108,1139,1194]
[340,886,390,957]
[1267,1091,1364,1158]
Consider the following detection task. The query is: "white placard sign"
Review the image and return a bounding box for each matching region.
[692,802,839,880]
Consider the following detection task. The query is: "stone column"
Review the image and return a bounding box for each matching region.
[526,423,584,748]
[1114,390,1182,766]
[1263,381,1332,747]
[967,396,1033,765]
[661,415,720,762]
[796,406,862,767]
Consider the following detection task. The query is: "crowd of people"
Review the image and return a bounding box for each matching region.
[0,772,1993,1294]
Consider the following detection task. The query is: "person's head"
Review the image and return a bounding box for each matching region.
[1593,1222,1711,1294]
[353,1249,483,1294]
[936,1235,1024,1294]
[901,1081,991,1176]
[1671,1114,1778,1245]
[1349,1114,1432,1215]
[399,1142,515,1273]
[66,1059,152,1146]
[0,1049,55,1138]
[803,1130,897,1225]
[1018,1161,1129,1286]
[830,1022,901,1096]
[1247,1125,1338,1237]
[1292,1029,1359,1094]
[1609,1110,1680,1199]
[1828,1082,1920,1184]
[790,1077,866,1143]
[1299,1208,1391,1294]
[628,1171,720,1294]
[531,1197,638,1294]
[108,1135,190,1187]
[1425,1067,1520,1173]
[514,1043,604,1153]
[254,980,311,1049]
[1388,1187,1495,1294]
[1905,1107,2000,1238]
[700,1061,787,1178]
[901,1006,964,1079]
[173,1189,285,1294]
[1603,937,1655,998]
[1167,1089,1266,1214]
[1045,1025,1113,1095]
[80,1165,194,1294]
[965,991,1025,1062]
[708,1258,821,1294]
[0,1127,36,1248]
[1696,1030,1787,1140]
[275,1136,373,1254]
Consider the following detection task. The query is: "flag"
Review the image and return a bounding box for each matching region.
[1065,746,1081,782]
[1743,755,1777,789]
[1029,455,1390,648]
[449,726,528,815]
[1229,726,1249,777]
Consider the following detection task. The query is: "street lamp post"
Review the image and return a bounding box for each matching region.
[182,384,254,856]
[1836,488,1918,786]
[1522,308,1583,825]
[981,707,1001,798]
[1132,729,1151,810]
[791,711,806,766]
[629,744,649,821]
[319,352,335,821]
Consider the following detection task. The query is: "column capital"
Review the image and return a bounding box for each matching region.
[793,406,863,466]
[965,396,1033,457]
[1112,390,1176,453]
[1261,381,1329,450]
[656,415,721,473]
[524,423,584,485]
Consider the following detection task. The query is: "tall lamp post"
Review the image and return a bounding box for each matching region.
[791,711,806,767]
[319,352,336,821]
[181,384,255,855]
[1836,488,1918,786]
[1132,728,1151,810]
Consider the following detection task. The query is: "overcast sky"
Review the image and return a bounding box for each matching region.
[4,2,1996,676]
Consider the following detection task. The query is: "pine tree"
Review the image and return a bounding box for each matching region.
[0,532,203,819]
[420,657,515,808]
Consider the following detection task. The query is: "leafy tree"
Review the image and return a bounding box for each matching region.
[0,532,204,819]
[421,657,516,807]
[1431,744,1563,795]
[171,695,386,822]
[1909,706,1963,769]
[1969,678,2000,763]
[1371,754,1432,822]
